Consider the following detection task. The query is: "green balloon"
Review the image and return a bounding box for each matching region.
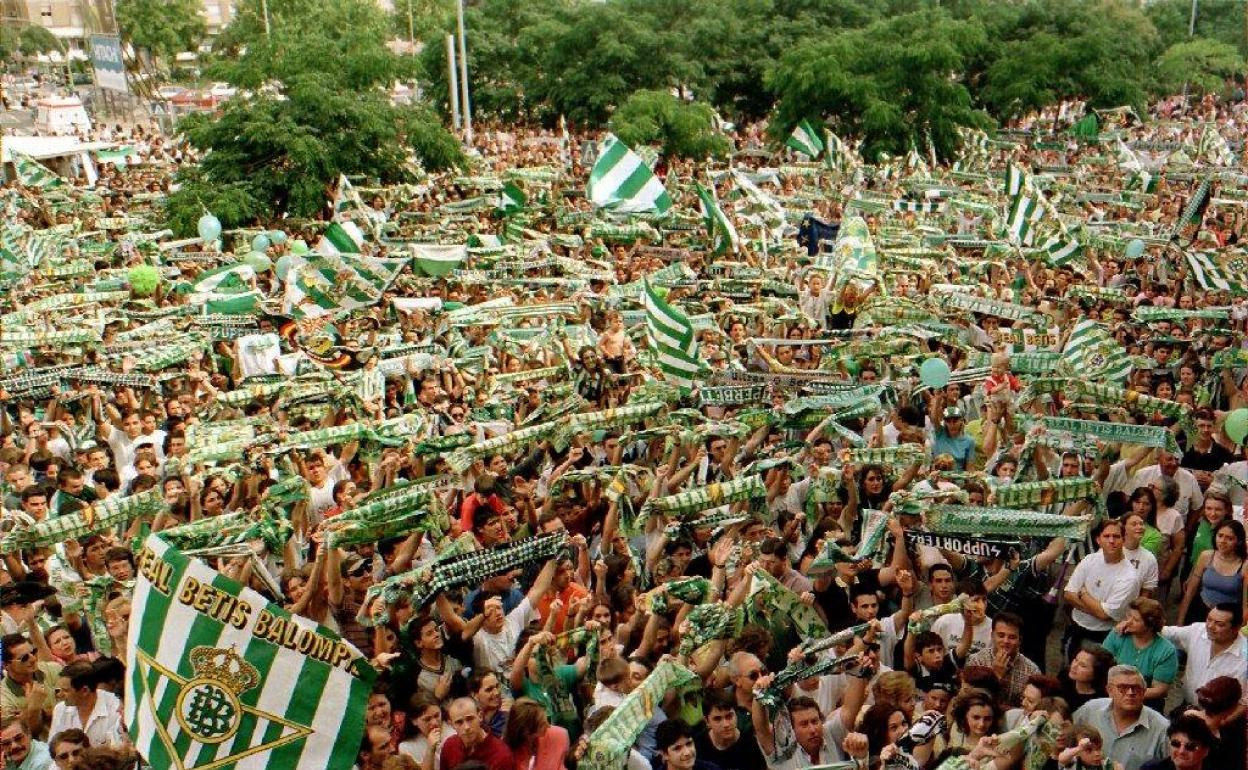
[1226,409,1248,444]
[274,254,294,281]
[245,251,272,272]
[291,239,310,255]
[1124,239,1146,259]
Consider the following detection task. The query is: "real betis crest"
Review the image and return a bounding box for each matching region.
[134,645,312,770]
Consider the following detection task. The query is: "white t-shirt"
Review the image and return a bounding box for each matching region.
[49,689,124,748]
[307,460,350,526]
[105,426,142,475]
[932,613,991,658]
[1131,465,1204,519]
[473,596,534,672]
[1122,545,1159,592]
[1064,552,1141,631]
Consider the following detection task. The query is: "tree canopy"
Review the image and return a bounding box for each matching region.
[164,0,462,234]
[115,0,206,64]
[611,90,730,160]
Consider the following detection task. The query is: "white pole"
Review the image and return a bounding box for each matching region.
[446,33,460,130]
[1188,0,1199,36]
[456,0,472,145]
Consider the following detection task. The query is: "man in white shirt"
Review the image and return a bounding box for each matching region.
[1063,519,1142,660]
[303,450,352,527]
[1131,451,1204,519]
[469,559,556,673]
[49,662,124,749]
[1160,604,1248,706]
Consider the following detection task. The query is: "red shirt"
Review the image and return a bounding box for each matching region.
[459,492,506,532]
[439,734,516,770]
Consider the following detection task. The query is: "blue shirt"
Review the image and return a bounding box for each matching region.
[931,428,975,470]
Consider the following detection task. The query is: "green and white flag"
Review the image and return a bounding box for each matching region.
[694,182,739,255]
[125,534,373,770]
[730,170,787,231]
[824,130,850,171]
[1062,318,1133,382]
[1184,250,1245,293]
[315,221,367,256]
[191,263,256,297]
[586,134,673,214]
[410,243,467,278]
[1037,231,1082,266]
[786,119,824,159]
[1198,126,1236,167]
[497,180,526,213]
[1004,163,1030,197]
[1004,192,1044,246]
[12,153,64,188]
[330,174,379,241]
[643,277,703,394]
[1127,170,1159,194]
[284,251,408,318]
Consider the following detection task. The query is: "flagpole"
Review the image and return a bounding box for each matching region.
[456,0,472,145]
[446,34,461,131]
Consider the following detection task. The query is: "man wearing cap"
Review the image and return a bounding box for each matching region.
[0,633,61,738]
[1184,676,1245,768]
[928,395,974,471]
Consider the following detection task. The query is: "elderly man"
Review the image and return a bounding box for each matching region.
[1073,665,1169,770]
[1161,604,1248,707]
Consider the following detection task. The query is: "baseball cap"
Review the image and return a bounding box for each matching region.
[942,406,964,420]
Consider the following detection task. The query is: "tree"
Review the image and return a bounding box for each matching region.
[115,0,206,68]
[1155,38,1244,95]
[611,90,730,160]
[0,27,20,64]
[766,9,992,161]
[1146,0,1247,54]
[18,26,60,57]
[164,0,463,234]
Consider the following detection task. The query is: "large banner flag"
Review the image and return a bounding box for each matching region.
[283,250,408,318]
[694,182,739,255]
[1061,319,1133,383]
[126,534,374,770]
[643,277,703,394]
[786,119,824,159]
[586,134,673,214]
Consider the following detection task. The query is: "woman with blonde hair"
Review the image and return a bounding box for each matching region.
[503,697,569,770]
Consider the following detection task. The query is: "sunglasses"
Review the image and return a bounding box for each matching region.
[15,651,34,663]
[1169,739,1201,751]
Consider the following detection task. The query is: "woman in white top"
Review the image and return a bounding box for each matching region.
[398,693,446,770]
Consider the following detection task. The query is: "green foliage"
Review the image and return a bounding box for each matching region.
[1155,38,1244,95]
[166,0,462,229]
[611,90,729,160]
[18,26,60,57]
[115,0,206,62]
[164,167,268,237]
[767,9,991,161]
[1146,0,1247,54]
[0,27,20,62]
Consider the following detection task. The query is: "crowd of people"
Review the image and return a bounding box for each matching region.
[1,91,1248,770]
